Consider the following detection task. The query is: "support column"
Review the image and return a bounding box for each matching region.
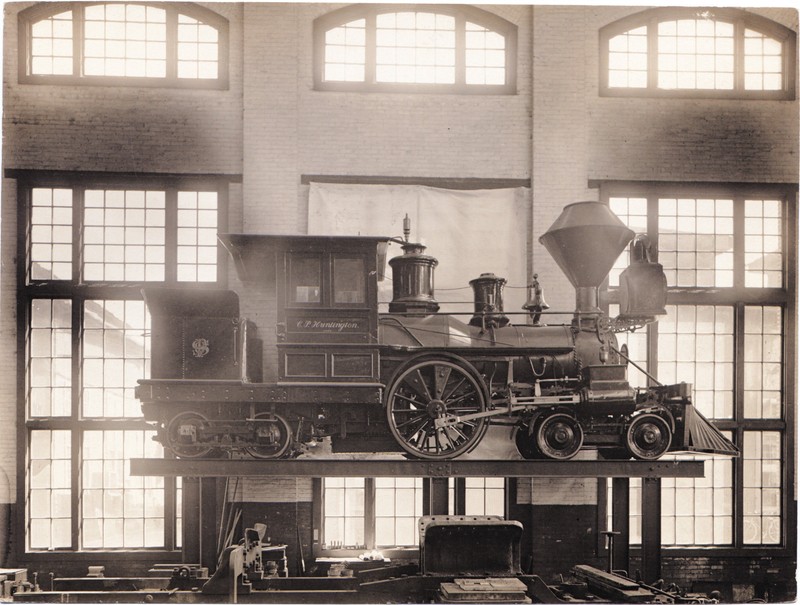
[429,477,449,515]
[200,477,219,572]
[640,477,661,584]
[182,477,200,564]
[611,477,630,575]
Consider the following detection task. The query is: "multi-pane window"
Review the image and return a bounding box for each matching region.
[375,478,424,547]
[81,430,164,548]
[315,5,516,93]
[609,448,734,546]
[658,198,734,288]
[82,300,150,418]
[658,305,734,419]
[323,478,366,549]
[20,3,228,87]
[29,300,72,418]
[744,200,783,288]
[21,178,224,553]
[84,190,166,282]
[83,4,167,78]
[30,188,73,281]
[743,431,781,544]
[29,10,73,76]
[603,184,792,550]
[601,8,795,99]
[374,12,456,85]
[320,477,504,553]
[177,192,219,282]
[28,430,72,550]
[744,307,782,419]
[448,477,506,516]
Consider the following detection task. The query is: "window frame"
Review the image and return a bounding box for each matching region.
[313,4,518,94]
[15,172,229,562]
[599,180,796,556]
[17,2,230,89]
[599,8,796,100]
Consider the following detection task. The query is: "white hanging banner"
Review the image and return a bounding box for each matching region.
[308,183,530,314]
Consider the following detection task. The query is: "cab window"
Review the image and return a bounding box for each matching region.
[289,255,321,304]
[333,256,365,304]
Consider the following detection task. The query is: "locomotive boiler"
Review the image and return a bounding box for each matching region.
[135,201,737,461]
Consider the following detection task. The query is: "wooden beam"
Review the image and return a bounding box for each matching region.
[130,458,705,479]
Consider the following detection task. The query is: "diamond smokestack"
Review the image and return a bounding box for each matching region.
[539,202,634,315]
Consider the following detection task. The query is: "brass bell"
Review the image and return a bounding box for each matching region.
[523,273,550,325]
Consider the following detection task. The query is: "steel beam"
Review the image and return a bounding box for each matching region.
[130,458,705,479]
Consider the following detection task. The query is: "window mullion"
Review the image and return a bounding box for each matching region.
[73,4,84,77]
[733,303,745,548]
[166,8,178,82]
[365,12,376,85]
[165,188,178,284]
[647,20,658,90]
[733,196,745,290]
[647,195,659,383]
[455,14,466,88]
[365,478,376,549]
[733,18,745,92]
[70,423,81,550]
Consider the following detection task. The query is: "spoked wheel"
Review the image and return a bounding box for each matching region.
[245,413,293,459]
[625,413,672,460]
[386,358,488,460]
[535,412,583,460]
[166,411,213,458]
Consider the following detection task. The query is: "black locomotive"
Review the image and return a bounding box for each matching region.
[136,202,737,461]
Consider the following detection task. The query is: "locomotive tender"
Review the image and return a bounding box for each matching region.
[136,201,737,461]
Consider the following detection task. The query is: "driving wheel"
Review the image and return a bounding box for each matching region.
[386,358,488,460]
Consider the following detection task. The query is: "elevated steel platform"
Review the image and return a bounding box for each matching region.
[130,458,704,479]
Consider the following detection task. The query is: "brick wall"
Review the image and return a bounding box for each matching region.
[0,179,18,505]
[2,2,244,174]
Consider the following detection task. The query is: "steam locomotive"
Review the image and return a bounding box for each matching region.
[136,201,737,461]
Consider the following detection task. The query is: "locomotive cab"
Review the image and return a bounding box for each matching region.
[221,234,392,383]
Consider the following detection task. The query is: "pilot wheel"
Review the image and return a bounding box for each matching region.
[245,413,293,459]
[385,358,488,460]
[625,413,672,460]
[534,412,584,460]
[166,411,213,459]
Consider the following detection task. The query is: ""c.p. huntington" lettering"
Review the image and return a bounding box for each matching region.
[296,319,359,332]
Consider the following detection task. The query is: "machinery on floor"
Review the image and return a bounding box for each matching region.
[136,202,737,461]
[11,517,722,603]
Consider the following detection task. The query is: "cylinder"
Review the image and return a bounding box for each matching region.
[469,273,509,327]
[388,242,440,314]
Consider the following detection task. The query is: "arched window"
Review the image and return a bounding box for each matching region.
[314,5,517,93]
[600,8,795,99]
[19,2,228,88]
